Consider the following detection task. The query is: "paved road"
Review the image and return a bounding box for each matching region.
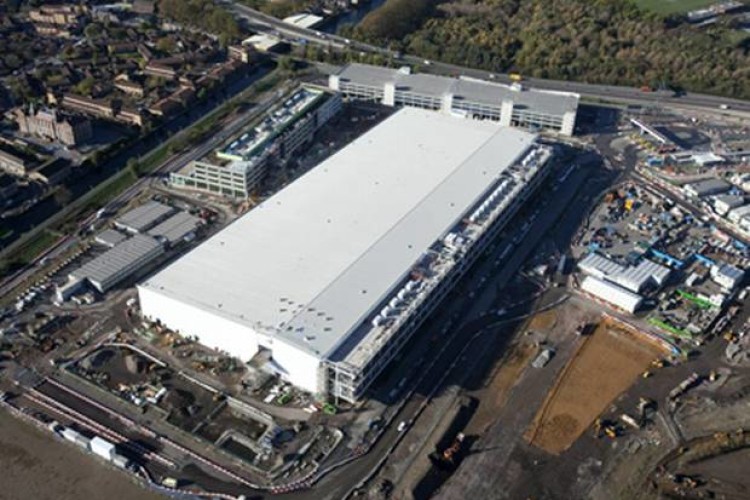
[229,2,387,55]
[228,2,750,115]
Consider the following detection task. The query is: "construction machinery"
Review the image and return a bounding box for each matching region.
[604,426,618,439]
[620,413,641,430]
[652,358,667,369]
[430,431,465,468]
[440,432,466,464]
[593,418,603,438]
[724,331,738,342]
[637,398,655,424]
[593,419,619,439]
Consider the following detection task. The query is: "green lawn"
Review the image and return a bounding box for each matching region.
[84,169,138,210]
[2,229,58,268]
[632,0,719,14]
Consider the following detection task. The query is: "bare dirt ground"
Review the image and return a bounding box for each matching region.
[465,341,538,435]
[527,309,558,332]
[0,410,161,500]
[526,320,663,454]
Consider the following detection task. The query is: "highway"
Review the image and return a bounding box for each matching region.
[228,2,750,114]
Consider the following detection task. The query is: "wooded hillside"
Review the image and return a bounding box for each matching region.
[349,0,750,98]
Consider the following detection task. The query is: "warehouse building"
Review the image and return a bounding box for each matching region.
[171,86,342,198]
[713,194,744,216]
[147,211,201,246]
[612,258,671,293]
[114,201,175,234]
[577,253,625,280]
[711,263,745,291]
[580,276,643,314]
[94,228,128,248]
[329,63,579,136]
[70,234,164,293]
[683,178,731,198]
[728,204,750,224]
[577,252,670,293]
[139,108,553,403]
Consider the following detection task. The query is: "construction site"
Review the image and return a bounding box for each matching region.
[58,333,343,484]
[2,60,750,500]
[366,111,750,499]
[525,317,665,455]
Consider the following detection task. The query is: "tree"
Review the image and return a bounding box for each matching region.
[74,76,95,96]
[126,157,142,178]
[347,0,750,100]
[277,56,296,73]
[53,186,73,207]
[156,36,176,54]
[4,54,22,70]
[84,23,102,40]
[89,150,103,168]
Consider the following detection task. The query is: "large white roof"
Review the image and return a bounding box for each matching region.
[581,276,642,313]
[141,108,536,358]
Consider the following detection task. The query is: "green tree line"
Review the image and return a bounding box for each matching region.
[347,0,750,99]
[158,0,241,44]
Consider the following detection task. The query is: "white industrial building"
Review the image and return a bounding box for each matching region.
[70,234,164,293]
[683,178,731,198]
[139,108,553,403]
[577,253,670,293]
[114,201,175,234]
[147,211,201,246]
[612,258,671,293]
[94,228,127,248]
[577,253,625,280]
[713,194,744,216]
[580,276,643,314]
[329,63,579,136]
[711,263,745,291]
[692,152,725,167]
[727,204,750,234]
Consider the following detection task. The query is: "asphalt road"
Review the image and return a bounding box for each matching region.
[228,2,750,114]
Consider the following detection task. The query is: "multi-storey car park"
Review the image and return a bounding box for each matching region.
[170,85,342,198]
[328,63,580,136]
[137,108,553,403]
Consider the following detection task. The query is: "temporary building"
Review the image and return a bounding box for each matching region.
[580,276,642,313]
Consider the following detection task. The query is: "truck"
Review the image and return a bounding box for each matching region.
[509,73,523,82]
[532,348,554,368]
[161,477,179,488]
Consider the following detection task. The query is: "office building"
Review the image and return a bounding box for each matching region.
[171,86,341,198]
